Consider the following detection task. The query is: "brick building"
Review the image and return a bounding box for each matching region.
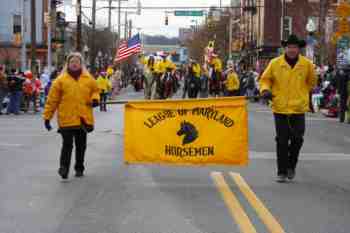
[237,0,337,70]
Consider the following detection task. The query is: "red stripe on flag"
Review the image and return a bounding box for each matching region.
[115,44,141,62]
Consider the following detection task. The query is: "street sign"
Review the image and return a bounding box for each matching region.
[174,11,203,17]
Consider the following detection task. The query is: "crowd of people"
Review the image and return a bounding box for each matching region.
[1,51,349,125]
[0,67,56,115]
[134,49,349,126]
[136,52,261,101]
[0,61,126,115]
[310,65,350,123]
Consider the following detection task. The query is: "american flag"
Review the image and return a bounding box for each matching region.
[114,34,142,63]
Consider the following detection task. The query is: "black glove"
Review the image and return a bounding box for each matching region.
[91,99,99,108]
[44,120,52,131]
[261,90,273,101]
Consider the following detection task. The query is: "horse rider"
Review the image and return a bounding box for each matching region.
[143,55,157,99]
[154,53,177,99]
[183,59,201,99]
[209,54,223,97]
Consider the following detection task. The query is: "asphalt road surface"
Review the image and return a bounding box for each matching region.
[0,88,349,233]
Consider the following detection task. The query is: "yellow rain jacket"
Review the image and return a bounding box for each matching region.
[97,76,112,93]
[139,55,147,65]
[225,71,240,91]
[156,59,176,74]
[259,55,317,114]
[192,63,201,78]
[211,57,223,73]
[43,71,100,128]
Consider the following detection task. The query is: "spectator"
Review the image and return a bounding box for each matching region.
[6,69,25,115]
[0,65,8,115]
[23,71,41,113]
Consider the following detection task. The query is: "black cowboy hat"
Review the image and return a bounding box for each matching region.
[281,34,306,48]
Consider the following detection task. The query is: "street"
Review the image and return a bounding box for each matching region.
[1,89,350,233]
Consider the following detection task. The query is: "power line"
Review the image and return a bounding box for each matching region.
[81,6,263,10]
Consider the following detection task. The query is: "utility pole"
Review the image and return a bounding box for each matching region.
[30,0,37,73]
[118,0,121,46]
[47,0,52,73]
[21,0,27,71]
[124,11,128,39]
[128,19,132,38]
[108,0,112,32]
[319,0,328,65]
[90,0,97,72]
[76,0,82,52]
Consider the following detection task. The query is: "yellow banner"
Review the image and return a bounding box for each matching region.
[124,97,248,166]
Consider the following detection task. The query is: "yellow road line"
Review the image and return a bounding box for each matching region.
[210,172,257,233]
[230,172,286,233]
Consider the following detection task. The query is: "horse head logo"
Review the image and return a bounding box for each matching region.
[177,121,198,145]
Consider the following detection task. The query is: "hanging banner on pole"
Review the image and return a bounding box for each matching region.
[124,97,249,166]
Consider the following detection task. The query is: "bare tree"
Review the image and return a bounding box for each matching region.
[186,11,230,64]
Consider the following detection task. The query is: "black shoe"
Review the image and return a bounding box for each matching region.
[58,167,68,180]
[75,171,84,178]
[276,174,287,183]
[287,169,296,180]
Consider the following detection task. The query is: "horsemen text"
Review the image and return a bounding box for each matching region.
[165,145,215,157]
[143,107,235,129]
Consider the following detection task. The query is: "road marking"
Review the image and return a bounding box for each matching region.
[249,151,350,161]
[230,172,286,233]
[210,172,257,233]
[0,143,23,147]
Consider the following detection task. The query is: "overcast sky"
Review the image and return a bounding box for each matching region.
[61,0,231,37]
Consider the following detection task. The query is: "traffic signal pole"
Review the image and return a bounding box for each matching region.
[21,0,27,71]
[91,0,96,72]
[47,0,52,73]
[30,0,37,73]
[76,0,82,52]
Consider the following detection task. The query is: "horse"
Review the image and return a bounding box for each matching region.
[177,121,198,145]
[156,70,176,99]
[209,70,223,97]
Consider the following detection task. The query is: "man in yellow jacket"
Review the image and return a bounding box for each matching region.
[43,52,100,181]
[259,34,317,183]
[97,71,112,112]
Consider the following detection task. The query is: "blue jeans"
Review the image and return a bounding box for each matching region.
[7,91,22,114]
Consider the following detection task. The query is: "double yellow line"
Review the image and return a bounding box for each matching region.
[211,172,286,233]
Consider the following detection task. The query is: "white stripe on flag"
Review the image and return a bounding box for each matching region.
[115,44,141,62]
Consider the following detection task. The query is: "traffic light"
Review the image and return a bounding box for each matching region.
[13,33,21,46]
[165,15,169,26]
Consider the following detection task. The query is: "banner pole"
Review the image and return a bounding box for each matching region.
[105,96,262,105]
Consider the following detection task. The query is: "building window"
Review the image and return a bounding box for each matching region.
[13,14,21,33]
[281,16,292,40]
